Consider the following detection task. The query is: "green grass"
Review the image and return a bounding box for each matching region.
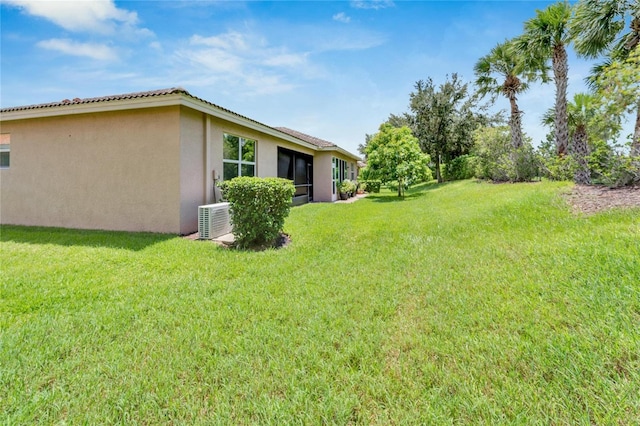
[1,180,639,424]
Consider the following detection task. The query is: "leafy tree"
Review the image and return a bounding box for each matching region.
[594,47,640,157]
[408,73,489,183]
[572,0,639,156]
[475,39,548,150]
[364,124,431,197]
[516,1,573,156]
[359,114,411,158]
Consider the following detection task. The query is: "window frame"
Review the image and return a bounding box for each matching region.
[222,133,256,181]
[0,134,10,169]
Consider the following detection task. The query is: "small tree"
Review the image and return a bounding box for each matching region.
[365,124,431,197]
[408,74,490,182]
[218,177,295,249]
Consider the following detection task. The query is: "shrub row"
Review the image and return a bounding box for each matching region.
[359,180,381,193]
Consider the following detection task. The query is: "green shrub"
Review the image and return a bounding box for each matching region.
[443,155,477,181]
[359,180,381,193]
[218,177,295,249]
[592,154,640,187]
[539,154,576,181]
[339,179,357,195]
[473,126,539,182]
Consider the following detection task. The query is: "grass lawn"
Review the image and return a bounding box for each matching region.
[1,180,639,424]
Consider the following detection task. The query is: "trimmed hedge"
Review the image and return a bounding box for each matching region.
[359,180,382,193]
[218,177,295,249]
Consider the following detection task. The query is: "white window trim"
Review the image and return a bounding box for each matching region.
[223,133,256,180]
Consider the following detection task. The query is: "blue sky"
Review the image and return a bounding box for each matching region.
[0,0,630,155]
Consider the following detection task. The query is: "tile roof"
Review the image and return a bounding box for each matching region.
[0,87,275,137]
[0,88,190,112]
[1,88,355,157]
[274,127,336,148]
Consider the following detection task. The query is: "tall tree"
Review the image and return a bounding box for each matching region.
[572,0,640,154]
[572,0,639,60]
[595,46,640,157]
[474,39,548,150]
[516,1,573,156]
[409,73,488,183]
[566,93,598,184]
[364,124,431,197]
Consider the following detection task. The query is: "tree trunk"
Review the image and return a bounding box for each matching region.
[435,154,443,183]
[632,101,640,158]
[553,44,569,157]
[508,94,523,149]
[571,125,591,185]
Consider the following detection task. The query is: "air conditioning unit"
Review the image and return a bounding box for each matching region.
[198,202,232,239]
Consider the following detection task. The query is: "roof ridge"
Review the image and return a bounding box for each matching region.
[0,87,189,112]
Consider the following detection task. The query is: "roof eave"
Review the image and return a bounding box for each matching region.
[179,97,321,152]
[320,145,361,161]
[0,91,352,155]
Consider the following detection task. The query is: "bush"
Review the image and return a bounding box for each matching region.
[443,155,477,181]
[339,179,357,196]
[539,154,576,181]
[359,180,381,193]
[218,177,295,249]
[473,126,539,182]
[592,154,640,188]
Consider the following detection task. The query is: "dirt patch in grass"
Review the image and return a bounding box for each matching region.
[183,232,291,250]
[564,185,640,214]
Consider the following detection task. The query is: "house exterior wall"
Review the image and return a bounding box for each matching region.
[313,151,359,202]
[0,106,183,233]
[313,152,335,202]
[205,116,316,201]
[179,107,206,234]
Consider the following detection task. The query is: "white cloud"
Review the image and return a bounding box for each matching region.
[37,38,118,61]
[350,0,395,10]
[4,0,147,35]
[263,52,308,67]
[190,32,249,51]
[176,30,315,96]
[333,12,351,23]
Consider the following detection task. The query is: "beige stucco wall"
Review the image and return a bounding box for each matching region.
[313,151,359,202]
[313,152,335,202]
[205,117,316,198]
[179,107,206,234]
[0,106,183,233]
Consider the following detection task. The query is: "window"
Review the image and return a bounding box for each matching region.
[278,147,313,200]
[0,134,9,168]
[332,157,347,195]
[223,133,256,180]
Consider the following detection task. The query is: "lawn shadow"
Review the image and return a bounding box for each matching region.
[0,225,176,251]
[366,181,455,203]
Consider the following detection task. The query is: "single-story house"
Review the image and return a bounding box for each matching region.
[0,88,361,234]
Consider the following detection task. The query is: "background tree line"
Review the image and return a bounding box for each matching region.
[360,0,639,195]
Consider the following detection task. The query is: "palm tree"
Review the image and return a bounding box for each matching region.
[567,93,597,184]
[571,0,640,155]
[474,39,548,150]
[515,1,573,157]
[542,93,598,184]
